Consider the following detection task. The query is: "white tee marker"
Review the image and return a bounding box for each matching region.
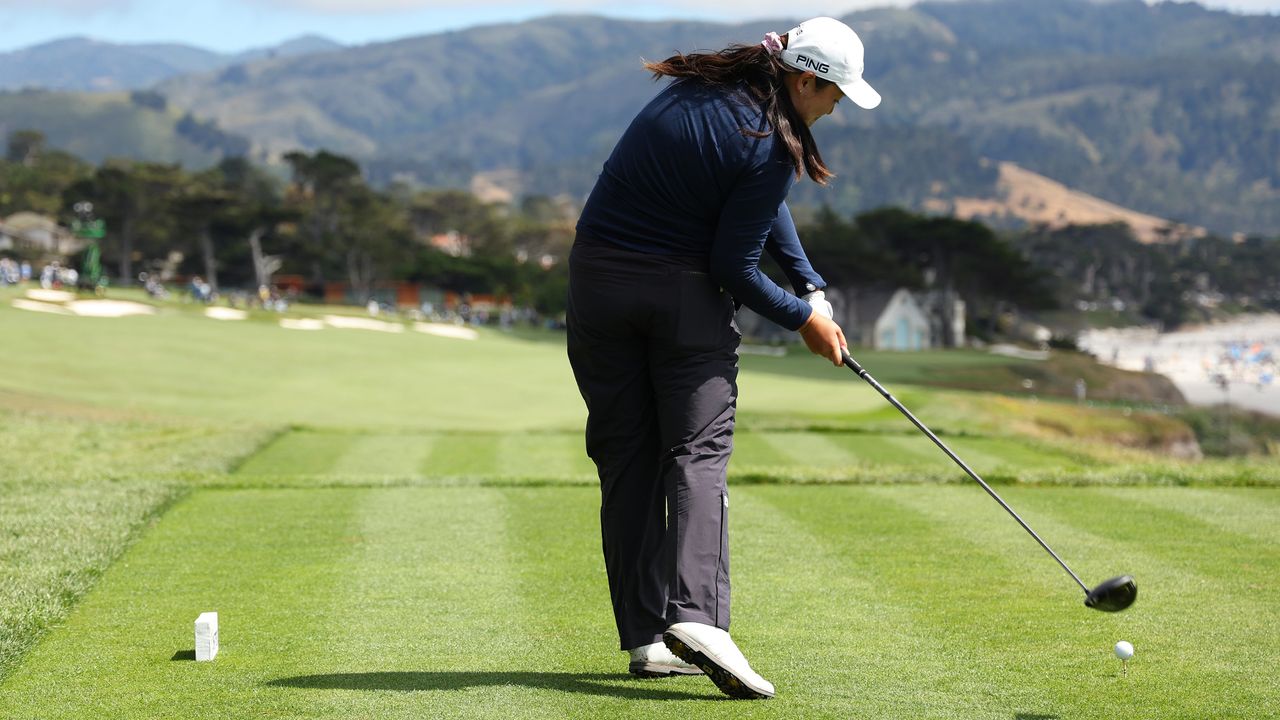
[195,612,219,661]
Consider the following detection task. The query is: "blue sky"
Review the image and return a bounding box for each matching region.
[1,0,1277,54]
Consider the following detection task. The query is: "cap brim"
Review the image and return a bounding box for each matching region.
[840,78,881,109]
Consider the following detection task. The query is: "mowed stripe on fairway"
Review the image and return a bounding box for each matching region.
[265,487,557,718]
[0,489,367,718]
[727,487,955,717]
[235,428,1083,483]
[328,434,436,477]
[235,431,594,481]
[757,431,861,467]
[3,484,1278,719]
[755,485,1086,717]
[497,487,741,709]
[420,434,503,477]
[234,431,359,476]
[0,487,754,718]
[873,485,1280,718]
[1098,487,1280,546]
[496,434,596,478]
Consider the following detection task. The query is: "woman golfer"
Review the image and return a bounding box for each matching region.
[567,17,880,699]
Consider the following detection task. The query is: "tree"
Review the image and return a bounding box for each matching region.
[2,133,90,216]
[409,189,513,257]
[797,207,1056,343]
[282,150,417,300]
[63,161,181,282]
[6,130,45,166]
[802,206,915,288]
[284,150,360,244]
[197,158,291,289]
[339,186,412,301]
[171,182,232,290]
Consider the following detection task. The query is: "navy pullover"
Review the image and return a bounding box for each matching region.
[576,79,826,331]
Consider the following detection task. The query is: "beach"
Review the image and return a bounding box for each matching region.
[1078,314,1280,416]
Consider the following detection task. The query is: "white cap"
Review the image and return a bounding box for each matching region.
[779,17,881,110]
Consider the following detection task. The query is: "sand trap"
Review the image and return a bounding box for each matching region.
[12,298,74,315]
[414,322,479,341]
[14,292,155,318]
[25,289,76,303]
[323,315,405,333]
[67,300,157,317]
[205,307,248,321]
[280,318,326,331]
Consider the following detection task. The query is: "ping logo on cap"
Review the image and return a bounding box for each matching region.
[795,54,831,75]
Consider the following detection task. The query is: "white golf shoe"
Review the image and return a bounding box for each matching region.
[628,642,704,678]
[663,622,775,699]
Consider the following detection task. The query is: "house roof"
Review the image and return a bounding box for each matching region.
[2,212,61,233]
[840,287,904,327]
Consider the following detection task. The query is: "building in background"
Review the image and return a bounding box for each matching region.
[831,287,933,351]
[737,286,947,351]
[0,213,82,257]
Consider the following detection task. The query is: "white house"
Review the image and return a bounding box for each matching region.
[736,285,945,351]
[829,287,932,351]
[0,213,82,257]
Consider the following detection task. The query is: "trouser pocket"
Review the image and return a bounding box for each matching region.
[675,271,737,351]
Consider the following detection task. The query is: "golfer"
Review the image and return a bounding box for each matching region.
[567,17,880,699]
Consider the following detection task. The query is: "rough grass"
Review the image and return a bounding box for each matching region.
[0,402,272,677]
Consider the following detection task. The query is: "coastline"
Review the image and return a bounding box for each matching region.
[1078,313,1280,417]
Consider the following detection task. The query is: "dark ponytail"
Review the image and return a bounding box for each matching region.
[644,42,834,185]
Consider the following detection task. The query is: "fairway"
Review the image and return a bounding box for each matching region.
[2,291,1279,719]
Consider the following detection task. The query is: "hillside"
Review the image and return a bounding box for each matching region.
[0,36,343,92]
[0,91,242,167]
[940,162,1207,243]
[152,1,1280,235]
[5,1,1278,235]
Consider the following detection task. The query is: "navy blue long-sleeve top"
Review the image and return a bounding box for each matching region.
[576,79,826,331]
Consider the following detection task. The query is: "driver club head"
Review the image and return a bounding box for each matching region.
[1084,575,1137,612]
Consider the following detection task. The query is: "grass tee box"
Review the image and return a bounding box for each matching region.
[230,427,1090,484]
[2,484,1277,719]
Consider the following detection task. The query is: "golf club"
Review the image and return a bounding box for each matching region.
[840,350,1137,612]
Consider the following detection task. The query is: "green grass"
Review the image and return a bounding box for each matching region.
[2,485,1277,718]
[1,287,1278,718]
[230,427,1088,485]
[0,398,272,676]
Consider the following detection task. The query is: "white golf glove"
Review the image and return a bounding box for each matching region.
[802,289,833,320]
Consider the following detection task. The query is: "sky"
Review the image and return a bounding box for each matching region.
[1,0,1278,54]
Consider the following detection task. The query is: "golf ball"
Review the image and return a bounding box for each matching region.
[1114,641,1134,660]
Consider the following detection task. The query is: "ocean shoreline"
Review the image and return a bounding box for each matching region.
[1078,313,1279,417]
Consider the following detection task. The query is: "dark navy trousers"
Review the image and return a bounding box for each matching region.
[566,236,739,651]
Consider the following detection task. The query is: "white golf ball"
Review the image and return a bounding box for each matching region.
[1114,640,1134,660]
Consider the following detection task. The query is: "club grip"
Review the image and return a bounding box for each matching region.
[842,350,864,375]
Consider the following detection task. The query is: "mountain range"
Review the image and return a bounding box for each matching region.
[1,0,1278,237]
[0,35,343,92]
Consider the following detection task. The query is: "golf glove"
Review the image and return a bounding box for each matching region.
[802,290,833,320]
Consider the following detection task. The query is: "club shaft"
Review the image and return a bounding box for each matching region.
[842,352,1090,595]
